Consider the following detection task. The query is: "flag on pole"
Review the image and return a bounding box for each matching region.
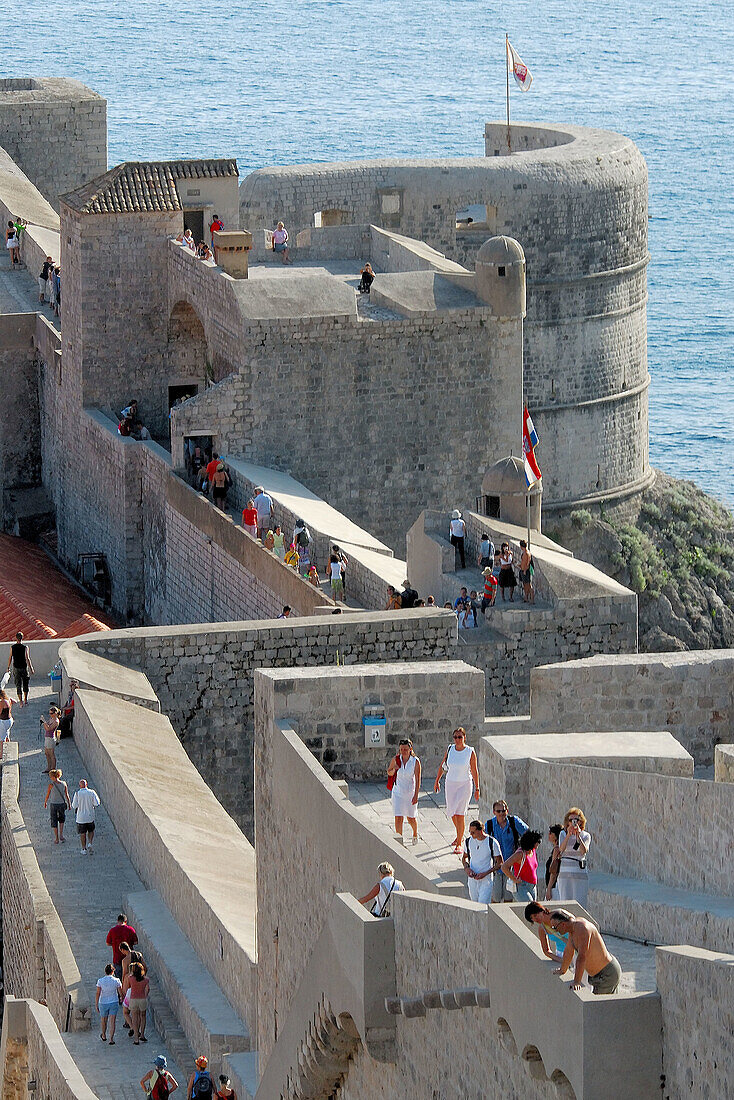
[523,406,542,487]
[507,40,533,91]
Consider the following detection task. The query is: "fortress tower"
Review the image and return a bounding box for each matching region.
[240,122,652,519]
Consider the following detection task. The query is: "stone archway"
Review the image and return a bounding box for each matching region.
[167,299,208,382]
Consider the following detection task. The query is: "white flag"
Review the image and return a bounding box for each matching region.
[507,40,533,91]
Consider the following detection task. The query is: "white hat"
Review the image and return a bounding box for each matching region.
[451,509,461,519]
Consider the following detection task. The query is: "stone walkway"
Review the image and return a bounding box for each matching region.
[10,685,187,1098]
[0,249,51,316]
[349,780,658,993]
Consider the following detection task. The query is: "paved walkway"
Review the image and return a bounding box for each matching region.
[9,685,187,1098]
[0,249,52,317]
[349,781,657,993]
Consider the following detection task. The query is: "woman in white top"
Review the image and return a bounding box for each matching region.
[449,509,467,569]
[387,739,421,844]
[556,806,592,907]
[358,861,405,917]
[498,542,517,602]
[434,727,480,853]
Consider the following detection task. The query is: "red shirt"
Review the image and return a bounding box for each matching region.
[242,507,258,527]
[206,459,219,483]
[106,923,138,963]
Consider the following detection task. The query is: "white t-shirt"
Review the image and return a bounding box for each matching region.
[97,974,122,1003]
[330,560,343,580]
[559,829,592,870]
[467,834,501,874]
[450,518,465,538]
[72,787,100,823]
[375,875,404,916]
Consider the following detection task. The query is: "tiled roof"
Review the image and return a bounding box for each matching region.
[61,158,238,215]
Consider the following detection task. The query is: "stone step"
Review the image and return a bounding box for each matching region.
[125,889,250,1065]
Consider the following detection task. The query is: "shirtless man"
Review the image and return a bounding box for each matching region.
[525,903,621,994]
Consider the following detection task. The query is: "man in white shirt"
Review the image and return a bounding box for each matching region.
[253,486,273,539]
[72,778,101,855]
[462,819,502,904]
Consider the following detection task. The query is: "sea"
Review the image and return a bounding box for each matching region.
[5,0,733,510]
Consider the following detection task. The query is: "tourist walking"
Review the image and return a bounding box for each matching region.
[216,1074,237,1100]
[449,509,467,569]
[123,961,149,1043]
[400,579,419,608]
[107,912,138,978]
[556,808,591,907]
[481,567,498,613]
[272,524,286,559]
[358,861,405,917]
[39,255,54,301]
[72,778,101,854]
[387,739,421,843]
[119,942,144,1035]
[462,819,502,904]
[43,769,71,844]
[545,824,562,901]
[5,220,20,265]
[477,534,494,569]
[242,498,258,538]
[272,221,292,264]
[498,543,516,601]
[41,707,61,772]
[209,212,224,247]
[95,963,122,1044]
[187,1056,215,1099]
[253,486,273,538]
[486,800,529,903]
[7,631,34,706]
[142,1055,179,1097]
[332,545,348,593]
[0,689,14,741]
[434,727,480,853]
[519,539,535,603]
[329,552,345,602]
[500,829,543,902]
[211,463,230,510]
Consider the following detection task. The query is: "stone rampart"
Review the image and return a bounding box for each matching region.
[0,78,106,208]
[714,742,734,782]
[75,610,456,833]
[70,687,257,1038]
[528,649,734,763]
[0,144,61,276]
[0,997,97,1100]
[0,316,41,514]
[0,744,89,1032]
[524,757,733,899]
[655,946,734,1100]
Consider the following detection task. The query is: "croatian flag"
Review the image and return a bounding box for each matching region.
[507,40,533,92]
[523,406,542,487]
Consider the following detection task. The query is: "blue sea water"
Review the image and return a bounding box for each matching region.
[4,1,733,509]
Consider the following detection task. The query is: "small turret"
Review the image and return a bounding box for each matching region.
[474,235,526,319]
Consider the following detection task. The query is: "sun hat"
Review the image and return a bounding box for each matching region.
[451,509,461,519]
[195,1056,208,1069]
[154,1056,167,1069]
[482,566,493,575]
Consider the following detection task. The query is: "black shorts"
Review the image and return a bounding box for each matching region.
[49,804,66,826]
[76,821,95,834]
[13,668,29,694]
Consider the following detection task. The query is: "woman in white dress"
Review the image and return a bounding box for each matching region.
[434,727,480,854]
[387,739,421,844]
[556,807,592,907]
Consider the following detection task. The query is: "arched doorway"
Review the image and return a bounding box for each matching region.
[166,300,208,432]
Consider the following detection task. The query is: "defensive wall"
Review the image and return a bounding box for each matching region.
[0,997,97,1100]
[0,78,106,209]
[239,121,652,517]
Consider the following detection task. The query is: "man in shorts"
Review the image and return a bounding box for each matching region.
[7,631,34,706]
[72,778,101,855]
[526,904,622,994]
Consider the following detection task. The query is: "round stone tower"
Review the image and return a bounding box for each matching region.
[474,236,526,319]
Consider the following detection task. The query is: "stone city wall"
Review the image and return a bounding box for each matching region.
[714,742,734,782]
[0,998,97,1100]
[168,242,521,554]
[655,946,734,1100]
[525,757,732,898]
[260,658,485,784]
[0,744,89,1032]
[0,78,106,208]
[70,688,257,1038]
[253,682,439,1065]
[0,316,41,514]
[75,610,457,833]
[0,143,61,277]
[528,649,734,763]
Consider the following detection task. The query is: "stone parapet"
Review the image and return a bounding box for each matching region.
[0,997,97,1100]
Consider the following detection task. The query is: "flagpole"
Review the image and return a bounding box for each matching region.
[506,34,511,154]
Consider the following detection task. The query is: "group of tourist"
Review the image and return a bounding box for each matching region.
[140,1054,238,1100]
[361,728,620,994]
[38,254,61,316]
[177,214,225,264]
[385,579,431,611]
[118,399,151,440]
[449,509,535,605]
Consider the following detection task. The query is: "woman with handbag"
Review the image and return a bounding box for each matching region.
[358,861,405,918]
[387,739,421,844]
[556,807,592,907]
[500,830,543,902]
[434,727,480,854]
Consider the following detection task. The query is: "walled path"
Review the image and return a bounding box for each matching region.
[350,780,658,993]
[0,248,51,316]
[10,684,187,1100]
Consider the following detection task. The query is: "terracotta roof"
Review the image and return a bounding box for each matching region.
[61,158,238,215]
[0,535,116,640]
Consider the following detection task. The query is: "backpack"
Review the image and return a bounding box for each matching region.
[296,526,310,547]
[150,1072,170,1100]
[192,1073,213,1100]
[487,814,520,850]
